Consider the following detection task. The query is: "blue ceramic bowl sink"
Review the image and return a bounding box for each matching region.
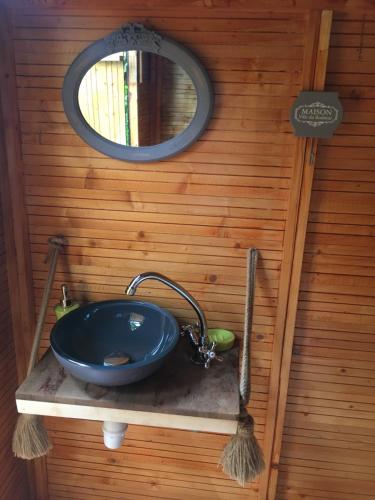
[50,300,179,386]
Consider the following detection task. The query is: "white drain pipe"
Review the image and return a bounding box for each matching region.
[102,421,128,449]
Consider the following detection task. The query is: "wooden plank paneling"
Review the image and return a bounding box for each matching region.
[261,11,333,499]
[0,90,29,500]
[0,6,48,498]
[277,11,375,500]
[0,205,29,500]
[7,4,310,499]
[3,0,375,13]
[6,3,375,499]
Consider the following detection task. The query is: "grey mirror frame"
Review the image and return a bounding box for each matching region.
[62,23,214,163]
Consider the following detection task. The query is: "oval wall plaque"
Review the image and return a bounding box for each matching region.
[290,91,343,138]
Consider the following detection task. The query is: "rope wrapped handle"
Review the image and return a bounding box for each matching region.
[27,235,67,376]
[239,248,258,406]
[44,236,67,263]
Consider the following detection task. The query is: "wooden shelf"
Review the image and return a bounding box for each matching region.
[16,344,239,434]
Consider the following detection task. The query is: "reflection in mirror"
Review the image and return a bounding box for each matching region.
[78,50,197,147]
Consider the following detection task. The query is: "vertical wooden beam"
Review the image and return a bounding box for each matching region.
[259,10,333,500]
[0,6,49,500]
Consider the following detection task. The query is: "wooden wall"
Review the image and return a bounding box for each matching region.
[278,12,375,500]
[1,1,374,499]
[0,145,29,499]
[161,59,197,141]
[78,60,127,145]
[10,5,308,499]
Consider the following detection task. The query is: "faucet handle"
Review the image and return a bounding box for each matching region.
[181,324,223,368]
[199,341,223,369]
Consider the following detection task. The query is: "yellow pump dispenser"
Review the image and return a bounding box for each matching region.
[54,284,79,320]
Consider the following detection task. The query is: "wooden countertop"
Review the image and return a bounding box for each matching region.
[16,343,240,434]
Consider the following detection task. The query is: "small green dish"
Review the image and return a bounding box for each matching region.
[207,328,235,352]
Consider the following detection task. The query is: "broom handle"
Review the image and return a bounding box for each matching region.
[26,236,66,376]
[239,248,258,405]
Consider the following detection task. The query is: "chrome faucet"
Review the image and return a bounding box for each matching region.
[125,272,218,368]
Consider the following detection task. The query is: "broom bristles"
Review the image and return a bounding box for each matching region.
[220,416,265,486]
[12,413,52,460]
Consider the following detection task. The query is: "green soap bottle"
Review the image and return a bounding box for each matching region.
[54,284,79,320]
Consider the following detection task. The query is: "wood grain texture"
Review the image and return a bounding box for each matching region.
[16,346,240,427]
[6,4,308,499]
[277,11,375,500]
[0,166,29,500]
[261,11,333,500]
[6,3,375,500]
[3,0,375,13]
[0,5,47,499]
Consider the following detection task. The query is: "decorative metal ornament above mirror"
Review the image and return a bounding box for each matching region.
[62,23,214,162]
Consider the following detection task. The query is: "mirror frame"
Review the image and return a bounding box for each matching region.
[62,23,214,162]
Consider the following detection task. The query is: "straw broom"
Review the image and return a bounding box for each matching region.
[219,248,265,486]
[12,236,66,459]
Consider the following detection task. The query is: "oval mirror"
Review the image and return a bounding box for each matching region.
[62,24,213,162]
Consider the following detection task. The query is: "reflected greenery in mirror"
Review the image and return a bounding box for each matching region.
[63,24,213,162]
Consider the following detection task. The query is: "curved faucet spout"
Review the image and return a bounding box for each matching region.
[125,272,208,348]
